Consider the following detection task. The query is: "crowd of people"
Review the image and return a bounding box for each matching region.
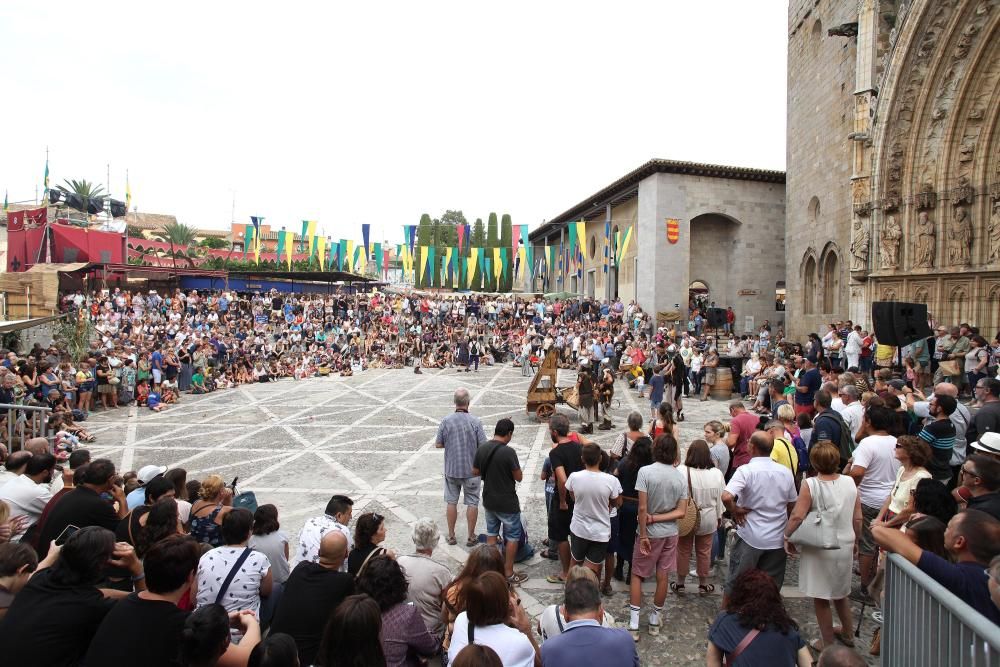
[0,286,999,665]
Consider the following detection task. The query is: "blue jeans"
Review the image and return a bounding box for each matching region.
[485,509,523,541]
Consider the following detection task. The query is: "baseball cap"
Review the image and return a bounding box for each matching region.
[888,379,906,391]
[137,464,167,484]
[970,432,1000,456]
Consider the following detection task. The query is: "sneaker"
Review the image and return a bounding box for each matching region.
[629,626,640,642]
[648,619,660,636]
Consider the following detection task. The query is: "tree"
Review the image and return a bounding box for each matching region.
[156,221,199,268]
[58,178,106,201]
[470,217,486,290]
[415,214,433,288]
[199,237,228,249]
[500,213,513,292]
[485,212,499,292]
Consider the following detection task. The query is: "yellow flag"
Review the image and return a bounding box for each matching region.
[253,233,260,265]
[444,247,453,285]
[356,246,367,274]
[306,220,317,255]
[346,240,355,272]
[418,246,428,284]
[467,250,479,288]
[492,248,501,280]
[518,246,526,284]
[575,221,587,253]
[284,231,294,269]
[317,236,326,268]
[618,226,634,263]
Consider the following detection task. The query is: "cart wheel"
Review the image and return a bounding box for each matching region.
[536,404,555,422]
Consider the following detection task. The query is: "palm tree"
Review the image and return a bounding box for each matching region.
[156,221,199,268]
[58,178,107,201]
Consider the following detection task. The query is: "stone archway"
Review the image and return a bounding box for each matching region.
[688,213,740,312]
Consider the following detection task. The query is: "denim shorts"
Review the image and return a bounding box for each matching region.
[485,508,523,541]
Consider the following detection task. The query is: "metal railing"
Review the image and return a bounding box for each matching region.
[883,552,1000,667]
[1,403,53,450]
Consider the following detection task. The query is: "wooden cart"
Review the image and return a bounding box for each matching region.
[526,353,578,421]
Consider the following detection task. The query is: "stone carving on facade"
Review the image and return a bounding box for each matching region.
[880,215,902,268]
[988,198,1000,264]
[952,177,975,206]
[851,219,870,271]
[915,182,937,210]
[949,206,973,266]
[914,210,936,268]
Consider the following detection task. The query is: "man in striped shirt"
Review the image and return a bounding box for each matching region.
[917,393,957,485]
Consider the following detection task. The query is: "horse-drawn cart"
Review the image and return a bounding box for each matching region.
[526,353,578,421]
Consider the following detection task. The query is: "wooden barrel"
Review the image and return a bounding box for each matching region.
[711,367,734,400]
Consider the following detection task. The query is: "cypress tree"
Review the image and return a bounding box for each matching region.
[485,212,499,292]
[471,217,486,290]
[416,213,433,288]
[500,213,513,292]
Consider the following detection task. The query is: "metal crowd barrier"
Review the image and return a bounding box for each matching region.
[1,403,53,451]
[883,552,1000,667]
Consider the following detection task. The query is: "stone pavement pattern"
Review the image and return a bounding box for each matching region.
[82,363,878,665]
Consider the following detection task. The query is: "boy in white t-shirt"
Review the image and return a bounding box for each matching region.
[566,443,622,577]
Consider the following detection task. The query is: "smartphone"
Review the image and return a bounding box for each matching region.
[55,524,80,546]
[230,476,239,490]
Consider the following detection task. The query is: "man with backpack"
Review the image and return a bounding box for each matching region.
[810,389,854,470]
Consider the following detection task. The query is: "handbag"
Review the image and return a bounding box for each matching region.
[938,359,960,376]
[677,467,701,537]
[788,478,841,550]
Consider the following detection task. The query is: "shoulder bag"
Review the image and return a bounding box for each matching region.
[725,628,760,666]
[677,468,701,537]
[788,478,841,550]
[215,547,252,604]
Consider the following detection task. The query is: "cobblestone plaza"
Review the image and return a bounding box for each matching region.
[81,365,877,665]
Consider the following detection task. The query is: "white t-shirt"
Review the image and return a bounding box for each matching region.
[447,613,535,667]
[851,434,901,508]
[566,470,622,542]
[196,546,271,615]
[837,401,865,439]
[724,457,798,550]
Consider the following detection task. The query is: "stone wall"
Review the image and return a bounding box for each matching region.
[785,0,857,340]
[638,172,786,332]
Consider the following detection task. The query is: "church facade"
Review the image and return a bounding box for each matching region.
[786,0,1000,341]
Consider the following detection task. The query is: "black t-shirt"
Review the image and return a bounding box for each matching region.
[922,419,957,481]
[83,593,188,667]
[473,440,521,513]
[967,492,1000,522]
[973,402,1000,442]
[0,568,115,667]
[272,297,283,311]
[37,487,121,552]
[270,562,355,666]
[549,441,584,505]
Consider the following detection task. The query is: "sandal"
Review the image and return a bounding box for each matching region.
[808,639,826,654]
[669,581,686,595]
[546,574,566,584]
[465,537,478,547]
[698,583,716,596]
[540,549,559,560]
[445,535,457,546]
[832,627,856,647]
[601,582,613,596]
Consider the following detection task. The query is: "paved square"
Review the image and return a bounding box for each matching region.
[81,362,877,664]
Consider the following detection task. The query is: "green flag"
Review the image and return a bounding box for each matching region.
[338,239,347,271]
[244,225,254,259]
[276,230,286,261]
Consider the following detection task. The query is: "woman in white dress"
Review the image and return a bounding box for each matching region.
[784,441,861,653]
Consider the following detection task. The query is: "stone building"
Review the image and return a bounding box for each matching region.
[529,159,786,332]
[786,0,1000,340]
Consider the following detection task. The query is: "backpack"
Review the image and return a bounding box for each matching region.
[789,434,809,474]
[814,410,854,464]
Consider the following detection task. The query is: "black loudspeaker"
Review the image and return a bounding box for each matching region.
[86,197,105,215]
[871,301,933,347]
[706,307,727,329]
[108,199,127,218]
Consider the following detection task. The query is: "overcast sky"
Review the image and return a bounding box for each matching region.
[1,1,786,242]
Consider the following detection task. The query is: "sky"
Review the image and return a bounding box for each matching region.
[0,1,787,242]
